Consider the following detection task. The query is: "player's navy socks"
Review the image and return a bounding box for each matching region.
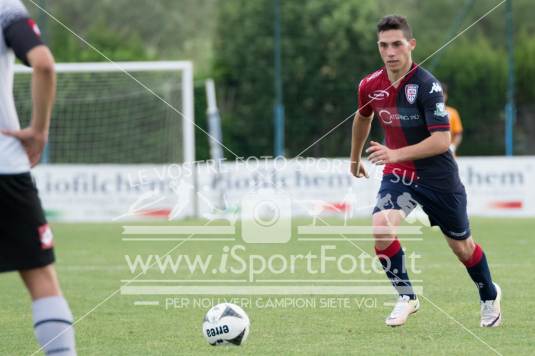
[32,296,77,356]
[463,244,497,301]
[375,239,416,300]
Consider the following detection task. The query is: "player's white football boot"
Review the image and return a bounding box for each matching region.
[385,295,420,327]
[480,282,502,327]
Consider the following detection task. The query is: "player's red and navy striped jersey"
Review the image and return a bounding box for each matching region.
[357,63,461,191]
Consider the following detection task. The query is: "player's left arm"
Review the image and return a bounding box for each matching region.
[367,132,450,164]
[0,17,56,167]
[367,80,451,164]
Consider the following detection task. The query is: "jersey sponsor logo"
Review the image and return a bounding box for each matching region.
[434,102,448,117]
[368,90,389,100]
[429,82,442,94]
[378,110,393,124]
[378,109,420,125]
[27,18,41,36]
[404,84,418,104]
[38,224,54,249]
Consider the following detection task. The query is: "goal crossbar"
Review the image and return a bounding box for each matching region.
[14,61,192,73]
[14,61,195,164]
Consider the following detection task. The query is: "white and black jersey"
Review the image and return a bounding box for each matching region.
[0,0,43,174]
[0,1,54,273]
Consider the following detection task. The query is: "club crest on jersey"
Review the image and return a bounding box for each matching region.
[38,224,54,249]
[404,84,418,104]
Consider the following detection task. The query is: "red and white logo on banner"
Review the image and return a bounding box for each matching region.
[38,224,54,249]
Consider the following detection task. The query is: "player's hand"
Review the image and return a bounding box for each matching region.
[1,127,48,167]
[366,141,399,165]
[350,159,369,178]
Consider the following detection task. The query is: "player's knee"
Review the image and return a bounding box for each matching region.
[19,265,62,300]
[372,213,397,247]
[372,230,396,242]
[447,237,475,262]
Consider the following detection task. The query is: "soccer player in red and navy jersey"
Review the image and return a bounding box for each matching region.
[350,15,501,327]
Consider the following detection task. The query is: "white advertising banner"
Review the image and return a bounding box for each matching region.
[32,164,196,221]
[194,158,381,221]
[31,157,535,222]
[457,157,535,217]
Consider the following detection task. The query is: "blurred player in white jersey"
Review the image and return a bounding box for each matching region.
[0,0,76,354]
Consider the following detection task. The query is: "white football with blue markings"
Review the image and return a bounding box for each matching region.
[202,303,250,346]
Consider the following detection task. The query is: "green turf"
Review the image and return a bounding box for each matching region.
[1,218,534,355]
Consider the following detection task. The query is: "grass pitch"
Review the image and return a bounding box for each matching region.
[1,218,534,355]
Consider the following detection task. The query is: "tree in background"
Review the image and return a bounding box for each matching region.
[212,0,535,157]
[28,0,218,73]
[433,38,507,155]
[213,0,379,158]
[24,0,535,158]
[514,31,535,154]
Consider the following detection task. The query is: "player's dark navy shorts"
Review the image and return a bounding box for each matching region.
[0,173,55,273]
[372,174,471,240]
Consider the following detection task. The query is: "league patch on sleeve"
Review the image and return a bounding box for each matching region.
[434,103,448,117]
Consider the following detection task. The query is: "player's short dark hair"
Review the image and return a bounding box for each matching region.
[377,15,413,40]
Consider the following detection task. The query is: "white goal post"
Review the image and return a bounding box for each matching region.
[14,61,195,164]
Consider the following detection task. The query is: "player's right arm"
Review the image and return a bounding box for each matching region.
[350,79,374,178]
[350,111,373,178]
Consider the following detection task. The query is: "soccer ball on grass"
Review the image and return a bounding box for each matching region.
[202,303,250,346]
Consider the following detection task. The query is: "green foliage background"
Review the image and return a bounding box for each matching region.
[26,0,535,160]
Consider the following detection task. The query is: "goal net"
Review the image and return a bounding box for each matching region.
[14,61,195,164]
